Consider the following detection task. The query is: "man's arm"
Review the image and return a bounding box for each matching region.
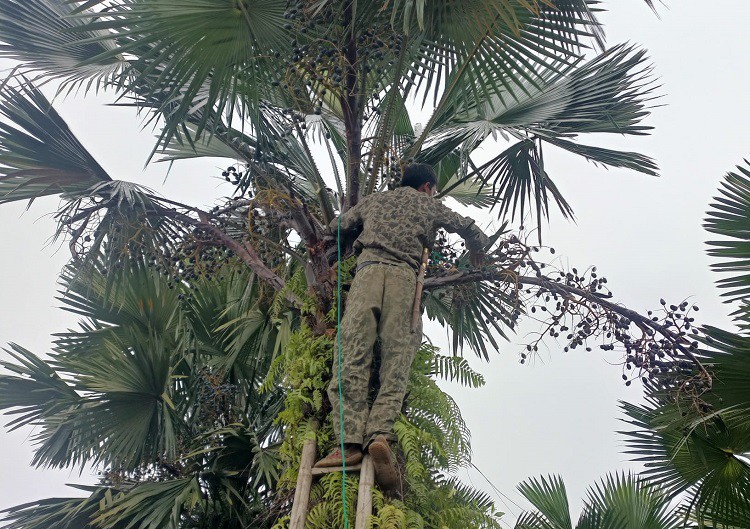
[324,203,365,264]
[329,201,364,234]
[434,201,489,266]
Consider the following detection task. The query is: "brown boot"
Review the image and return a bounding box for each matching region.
[314,444,363,468]
[367,435,399,491]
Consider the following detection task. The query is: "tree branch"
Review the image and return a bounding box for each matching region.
[152,206,303,309]
[424,268,712,385]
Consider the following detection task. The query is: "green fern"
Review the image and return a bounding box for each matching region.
[267,316,502,528]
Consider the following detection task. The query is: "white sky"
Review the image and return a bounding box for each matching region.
[1,0,749,524]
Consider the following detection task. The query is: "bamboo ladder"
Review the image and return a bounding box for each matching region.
[289,435,375,529]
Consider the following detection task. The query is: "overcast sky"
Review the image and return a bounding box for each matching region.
[1,1,749,524]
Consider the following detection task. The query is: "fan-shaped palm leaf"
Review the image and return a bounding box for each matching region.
[582,473,682,529]
[416,44,657,229]
[0,344,81,432]
[425,278,515,359]
[515,473,683,529]
[92,478,201,529]
[0,0,127,90]
[0,81,111,204]
[705,160,750,310]
[621,391,750,528]
[0,486,109,529]
[70,0,290,139]
[11,264,185,470]
[515,474,573,529]
[396,0,603,127]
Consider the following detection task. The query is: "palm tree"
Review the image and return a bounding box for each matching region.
[513,473,684,529]
[0,0,672,356]
[0,254,501,528]
[0,259,289,528]
[0,1,693,528]
[620,161,750,528]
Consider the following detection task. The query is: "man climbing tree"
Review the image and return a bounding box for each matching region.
[315,164,489,489]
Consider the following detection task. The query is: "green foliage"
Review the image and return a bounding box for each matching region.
[514,473,683,529]
[0,0,660,358]
[0,81,111,205]
[0,258,292,528]
[705,160,750,318]
[263,324,501,529]
[0,1,671,528]
[272,324,335,488]
[615,160,750,528]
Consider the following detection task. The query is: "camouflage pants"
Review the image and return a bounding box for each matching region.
[328,261,422,447]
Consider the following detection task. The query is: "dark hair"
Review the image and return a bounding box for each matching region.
[400,163,437,190]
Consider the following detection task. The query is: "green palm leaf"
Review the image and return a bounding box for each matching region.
[433,152,496,208]
[474,138,574,225]
[516,474,573,529]
[698,326,750,421]
[17,264,187,470]
[400,0,602,128]
[582,473,682,529]
[422,43,657,162]
[0,0,127,89]
[516,473,684,529]
[418,44,657,229]
[425,278,515,359]
[92,478,201,529]
[71,0,290,140]
[705,160,750,308]
[0,81,111,204]
[0,487,109,529]
[621,393,750,527]
[0,344,81,432]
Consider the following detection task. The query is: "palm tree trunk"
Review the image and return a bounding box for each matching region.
[342,0,362,211]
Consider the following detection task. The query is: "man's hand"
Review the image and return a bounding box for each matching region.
[469,251,485,268]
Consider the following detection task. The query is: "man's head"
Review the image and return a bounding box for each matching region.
[400,163,437,196]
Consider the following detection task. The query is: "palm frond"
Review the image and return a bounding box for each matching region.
[705,161,750,307]
[0,487,108,529]
[0,80,111,204]
[698,326,750,420]
[417,44,656,230]
[157,122,241,162]
[620,391,750,527]
[424,277,515,360]
[92,478,201,529]
[582,472,682,529]
[433,152,495,208]
[515,475,573,529]
[72,0,290,141]
[21,263,188,470]
[0,0,127,90]
[186,268,292,383]
[401,0,603,128]
[41,332,183,471]
[531,44,657,139]
[0,344,81,431]
[543,137,658,176]
[422,43,656,155]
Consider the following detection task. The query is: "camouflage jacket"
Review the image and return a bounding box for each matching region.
[331,186,488,270]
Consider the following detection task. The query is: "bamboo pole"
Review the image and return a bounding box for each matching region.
[289,425,319,529]
[355,455,375,529]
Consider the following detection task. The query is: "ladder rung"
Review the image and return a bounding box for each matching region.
[310,463,363,476]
